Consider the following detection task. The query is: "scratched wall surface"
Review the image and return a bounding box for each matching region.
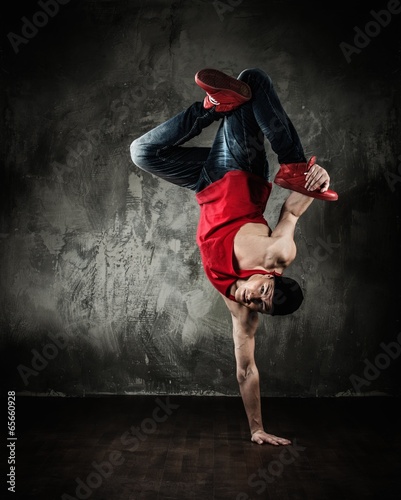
[1,0,400,397]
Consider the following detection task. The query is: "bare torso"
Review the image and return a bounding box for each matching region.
[233,222,286,274]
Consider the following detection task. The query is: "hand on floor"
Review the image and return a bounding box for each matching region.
[251,430,292,446]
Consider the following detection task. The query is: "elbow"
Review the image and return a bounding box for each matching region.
[236,369,245,385]
[236,363,257,385]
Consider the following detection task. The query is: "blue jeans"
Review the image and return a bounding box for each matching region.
[130,68,306,193]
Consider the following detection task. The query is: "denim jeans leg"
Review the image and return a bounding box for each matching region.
[239,68,306,164]
[199,68,306,190]
[130,102,220,190]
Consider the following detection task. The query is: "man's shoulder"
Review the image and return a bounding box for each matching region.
[266,235,297,268]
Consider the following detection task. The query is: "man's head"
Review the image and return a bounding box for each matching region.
[234,273,304,315]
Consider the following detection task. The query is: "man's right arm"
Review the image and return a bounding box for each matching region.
[221,294,291,446]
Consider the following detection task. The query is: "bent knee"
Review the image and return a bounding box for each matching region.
[130,138,152,168]
[130,138,142,166]
[237,68,273,87]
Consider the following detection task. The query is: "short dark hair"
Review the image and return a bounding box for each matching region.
[271,276,304,316]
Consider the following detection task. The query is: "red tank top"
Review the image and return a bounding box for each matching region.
[196,170,273,299]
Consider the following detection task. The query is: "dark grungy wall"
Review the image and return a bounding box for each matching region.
[1,0,400,397]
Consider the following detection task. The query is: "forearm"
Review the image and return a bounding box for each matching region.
[227,306,265,437]
[282,190,314,219]
[238,364,264,435]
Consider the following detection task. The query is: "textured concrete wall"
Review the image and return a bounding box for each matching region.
[1,0,400,397]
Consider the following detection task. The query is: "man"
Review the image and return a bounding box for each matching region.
[130,68,338,446]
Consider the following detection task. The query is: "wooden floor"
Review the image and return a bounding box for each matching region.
[9,396,401,500]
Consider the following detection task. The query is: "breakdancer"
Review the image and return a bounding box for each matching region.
[130,68,338,445]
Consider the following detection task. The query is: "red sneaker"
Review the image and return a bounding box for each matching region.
[195,68,252,112]
[274,156,338,201]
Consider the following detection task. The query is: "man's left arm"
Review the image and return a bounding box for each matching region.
[270,163,331,263]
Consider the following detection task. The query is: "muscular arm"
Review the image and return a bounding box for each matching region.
[269,191,315,265]
[234,165,330,269]
[271,161,330,249]
[231,308,262,434]
[221,295,291,446]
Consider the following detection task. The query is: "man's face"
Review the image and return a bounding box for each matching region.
[234,274,275,314]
